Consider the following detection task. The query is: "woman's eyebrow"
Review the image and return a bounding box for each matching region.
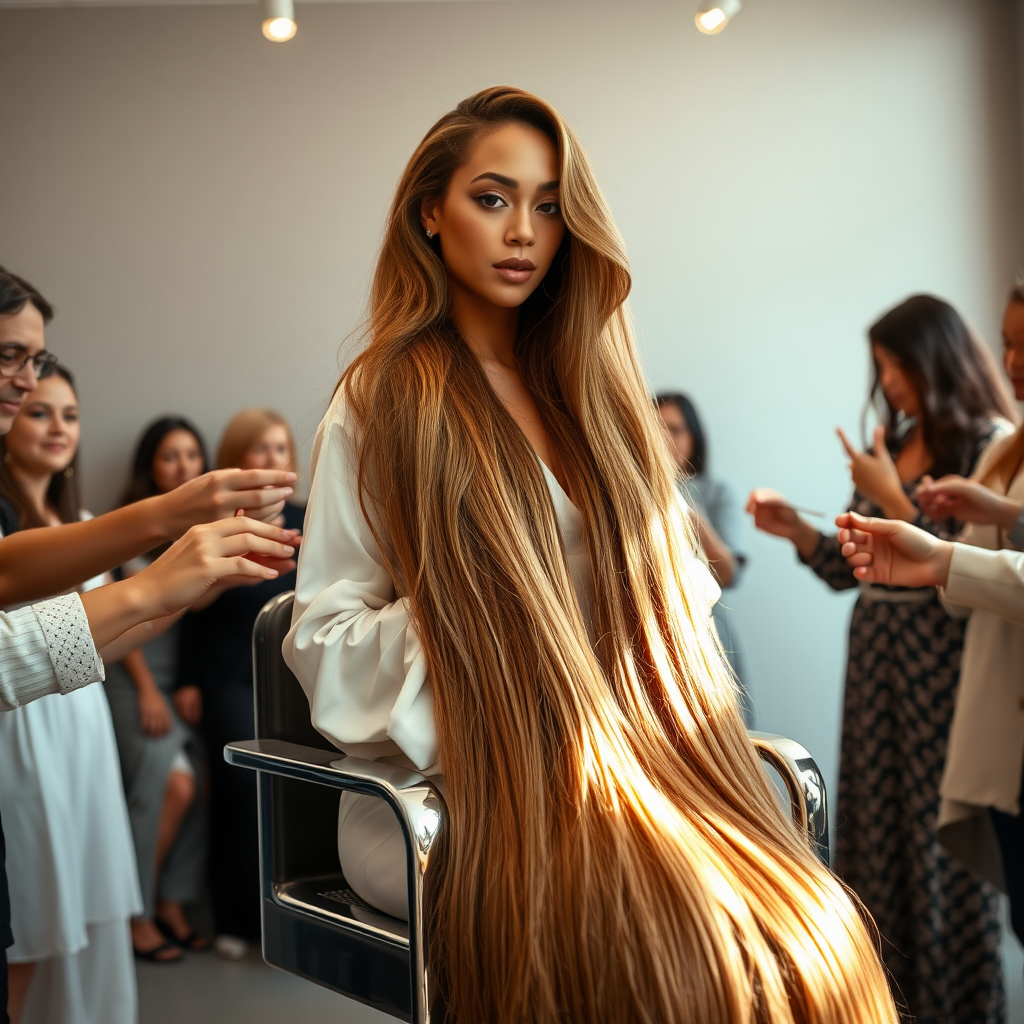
[469,172,560,192]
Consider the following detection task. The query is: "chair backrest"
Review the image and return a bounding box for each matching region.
[253,592,341,883]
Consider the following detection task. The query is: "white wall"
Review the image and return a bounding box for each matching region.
[1,0,1022,813]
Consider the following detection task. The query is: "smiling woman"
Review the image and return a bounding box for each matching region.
[0,368,81,530]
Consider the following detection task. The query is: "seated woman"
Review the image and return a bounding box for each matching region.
[284,86,898,1022]
[656,391,750,719]
[104,418,211,960]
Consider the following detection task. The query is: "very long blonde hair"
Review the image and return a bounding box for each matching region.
[343,86,897,1024]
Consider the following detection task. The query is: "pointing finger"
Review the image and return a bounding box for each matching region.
[836,427,859,460]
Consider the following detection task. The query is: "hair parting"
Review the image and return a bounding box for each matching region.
[342,86,897,1023]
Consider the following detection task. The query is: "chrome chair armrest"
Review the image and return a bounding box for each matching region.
[748,731,830,866]
[225,738,444,1023]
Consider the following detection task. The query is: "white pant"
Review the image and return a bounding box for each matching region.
[22,919,136,1024]
[337,776,447,922]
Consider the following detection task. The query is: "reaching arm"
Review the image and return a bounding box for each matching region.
[694,514,735,588]
[0,467,296,606]
[0,515,296,711]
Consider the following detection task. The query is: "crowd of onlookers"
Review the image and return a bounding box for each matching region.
[0,265,304,1024]
[664,288,1024,1024]
[4,256,1024,1024]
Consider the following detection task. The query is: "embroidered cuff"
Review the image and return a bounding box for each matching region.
[33,593,105,694]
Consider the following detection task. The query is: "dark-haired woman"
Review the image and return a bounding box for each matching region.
[0,367,142,1023]
[749,294,1016,1024]
[656,392,749,721]
[104,418,209,961]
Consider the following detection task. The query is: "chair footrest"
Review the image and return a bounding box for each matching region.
[274,875,409,948]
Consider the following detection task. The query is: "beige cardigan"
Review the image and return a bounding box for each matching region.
[938,433,1024,890]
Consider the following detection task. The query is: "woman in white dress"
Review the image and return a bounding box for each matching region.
[0,366,143,1024]
[284,86,898,1023]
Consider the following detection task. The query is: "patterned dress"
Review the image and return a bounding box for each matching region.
[803,428,1008,1024]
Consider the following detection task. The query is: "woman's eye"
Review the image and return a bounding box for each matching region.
[538,202,561,216]
[476,193,507,210]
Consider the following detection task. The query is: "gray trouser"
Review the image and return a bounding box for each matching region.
[103,665,206,919]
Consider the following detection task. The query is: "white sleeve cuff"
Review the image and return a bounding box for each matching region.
[32,593,105,694]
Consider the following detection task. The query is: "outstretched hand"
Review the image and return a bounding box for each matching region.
[914,474,1022,528]
[160,468,299,539]
[835,511,953,589]
[131,517,298,621]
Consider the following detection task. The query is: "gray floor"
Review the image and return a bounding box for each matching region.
[138,915,1024,1024]
[136,948,392,1024]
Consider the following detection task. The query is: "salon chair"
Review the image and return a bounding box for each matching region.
[225,591,830,1024]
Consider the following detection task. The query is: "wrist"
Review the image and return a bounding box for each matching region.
[881,492,916,522]
[995,497,1023,532]
[146,492,179,544]
[793,521,820,560]
[119,573,163,625]
[931,540,954,588]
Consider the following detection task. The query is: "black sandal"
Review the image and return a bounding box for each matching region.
[133,939,182,963]
[156,917,210,952]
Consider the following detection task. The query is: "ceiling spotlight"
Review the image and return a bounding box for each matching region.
[695,0,741,34]
[262,0,297,42]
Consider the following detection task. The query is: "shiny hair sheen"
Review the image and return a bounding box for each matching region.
[342,86,897,1023]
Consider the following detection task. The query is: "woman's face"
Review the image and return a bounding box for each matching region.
[151,428,204,493]
[1002,301,1024,401]
[657,403,694,471]
[239,423,293,472]
[6,375,79,477]
[422,123,565,312]
[872,343,920,418]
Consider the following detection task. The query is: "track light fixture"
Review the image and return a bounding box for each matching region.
[262,0,297,42]
[695,0,741,34]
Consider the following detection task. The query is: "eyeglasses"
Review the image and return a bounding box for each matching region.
[0,347,58,380]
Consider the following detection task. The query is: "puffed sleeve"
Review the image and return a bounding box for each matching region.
[282,391,437,772]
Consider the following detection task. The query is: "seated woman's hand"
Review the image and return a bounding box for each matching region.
[914,475,1022,528]
[836,511,953,588]
[173,685,202,727]
[138,682,173,737]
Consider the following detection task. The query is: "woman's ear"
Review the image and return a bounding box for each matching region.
[420,197,440,238]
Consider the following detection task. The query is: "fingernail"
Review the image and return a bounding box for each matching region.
[286,473,298,481]
[267,569,279,577]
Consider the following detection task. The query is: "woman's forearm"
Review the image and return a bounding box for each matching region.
[99,611,183,666]
[0,497,168,607]
[695,516,735,587]
[793,520,821,561]
[79,576,165,652]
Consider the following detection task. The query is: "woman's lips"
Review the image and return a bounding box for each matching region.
[493,257,536,283]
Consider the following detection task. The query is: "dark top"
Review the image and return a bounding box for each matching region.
[176,502,305,701]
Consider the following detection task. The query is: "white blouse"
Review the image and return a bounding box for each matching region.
[284,389,719,773]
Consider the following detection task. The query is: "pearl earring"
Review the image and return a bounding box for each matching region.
[64,466,75,479]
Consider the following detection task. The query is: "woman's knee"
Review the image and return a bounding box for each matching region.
[164,769,195,812]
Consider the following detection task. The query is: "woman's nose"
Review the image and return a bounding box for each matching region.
[505,210,535,248]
